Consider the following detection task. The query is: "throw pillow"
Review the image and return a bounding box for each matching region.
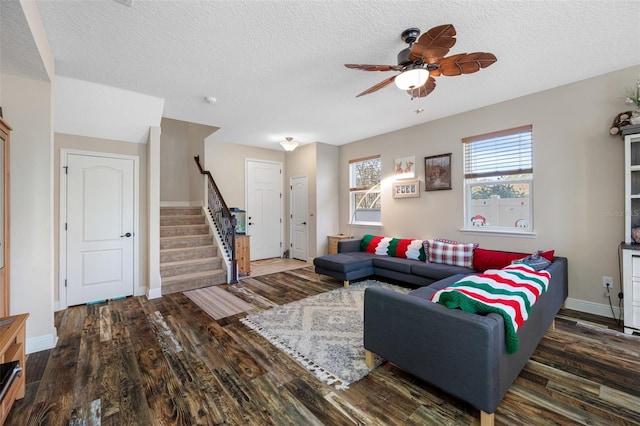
[360,234,426,260]
[514,250,552,271]
[472,248,529,271]
[422,238,462,262]
[360,234,391,255]
[426,239,478,268]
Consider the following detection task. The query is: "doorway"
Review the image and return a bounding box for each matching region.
[60,150,139,307]
[290,175,308,261]
[246,159,283,260]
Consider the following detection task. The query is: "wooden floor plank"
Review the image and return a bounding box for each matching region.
[6,269,640,425]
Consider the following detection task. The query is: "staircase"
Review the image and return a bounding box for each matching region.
[160,206,226,294]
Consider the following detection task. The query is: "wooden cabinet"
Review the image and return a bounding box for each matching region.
[327,234,351,255]
[623,131,640,334]
[0,313,28,424]
[0,119,10,318]
[236,235,250,275]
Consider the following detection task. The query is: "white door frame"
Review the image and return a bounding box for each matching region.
[58,149,141,310]
[245,158,283,259]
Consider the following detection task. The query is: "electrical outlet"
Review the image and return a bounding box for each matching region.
[603,276,613,288]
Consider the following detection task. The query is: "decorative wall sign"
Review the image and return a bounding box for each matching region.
[392,179,420,198]
[394,155,415,178]
[424,153,452,191]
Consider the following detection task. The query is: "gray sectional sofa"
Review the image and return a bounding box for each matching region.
[314,238,475,287]
[313,237,569,426]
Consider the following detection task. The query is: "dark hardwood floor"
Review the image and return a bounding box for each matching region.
[7,266,640,425]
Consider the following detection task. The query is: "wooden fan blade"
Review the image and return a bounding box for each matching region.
[355,75,397,97]
[345,64,402,72]
[437,52,497,76]
[409,24,457,63]
[407,76,436,98]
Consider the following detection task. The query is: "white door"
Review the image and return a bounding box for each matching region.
[246,160,282,260]
[65,153,135,306]
[290,176,308,261]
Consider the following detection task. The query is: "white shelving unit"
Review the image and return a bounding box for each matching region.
[622,130,640,334]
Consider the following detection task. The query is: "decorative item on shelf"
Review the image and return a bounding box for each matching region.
[632,227,640,244]
[610,111,633,135]
[625,77,640,125]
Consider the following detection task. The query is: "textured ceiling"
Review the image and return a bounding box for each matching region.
[3,1,640,149]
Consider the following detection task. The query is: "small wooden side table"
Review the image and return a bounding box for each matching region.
[236,235,251,275]
[0,313,28,424]
[327,234,352,255]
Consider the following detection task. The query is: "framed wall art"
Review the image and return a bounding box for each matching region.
[424,153,452,191]
[394,155,415,178]
[392,179,420,198]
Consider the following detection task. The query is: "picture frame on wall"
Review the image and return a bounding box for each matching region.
[394,155,415,178]
[424,153,452,191]
[392,179,420,198]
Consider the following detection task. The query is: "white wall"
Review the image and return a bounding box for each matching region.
[339,65,640,316]
[0,73,56,352]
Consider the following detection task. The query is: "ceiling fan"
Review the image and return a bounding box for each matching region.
[345,24,497,99]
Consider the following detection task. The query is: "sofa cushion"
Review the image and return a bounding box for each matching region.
[313,252,373,273]
[426,239,478,268]
[372,256,415,274]
[411,262,476,280]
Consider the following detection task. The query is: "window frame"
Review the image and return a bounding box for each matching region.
[462,125,534,235]
[349,155,382,226]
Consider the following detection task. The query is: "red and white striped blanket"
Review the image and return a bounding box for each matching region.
[430,263,551,354]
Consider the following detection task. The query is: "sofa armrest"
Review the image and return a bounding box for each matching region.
[364,286,505,413]
[337,238,362,253]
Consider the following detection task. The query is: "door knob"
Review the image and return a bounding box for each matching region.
[248,222,254,226]
[302,222,307,225]
[120,232,132,238]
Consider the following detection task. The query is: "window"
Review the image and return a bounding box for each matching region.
[463,125,533,233]
[349,155,381,225]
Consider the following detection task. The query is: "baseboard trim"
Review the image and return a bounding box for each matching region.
[147,287,162,300]
[565,297,622,320]
[27,331,58,354]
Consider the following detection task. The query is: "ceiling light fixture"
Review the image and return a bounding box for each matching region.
[280,137,299,152]
[204,96,217,104]
[394,67,429,91]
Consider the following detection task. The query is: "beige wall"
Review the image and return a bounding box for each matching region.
[0,73,56,351]
[315,143,340,256]
[339,65,640,311]
[53,133,149,303]
[160,118,217,203]
[204,140,285,210]
[284,143,316,259]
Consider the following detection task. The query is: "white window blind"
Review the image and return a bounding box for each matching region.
[463,125,533,179]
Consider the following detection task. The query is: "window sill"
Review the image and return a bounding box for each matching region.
[460,227,537,238]
[350,222,382,228]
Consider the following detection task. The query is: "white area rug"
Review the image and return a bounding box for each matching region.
[240,280,411,389]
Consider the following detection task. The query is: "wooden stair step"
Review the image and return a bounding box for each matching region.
[160,257,222,278]
[160,206,202,216]
[160,224,210,237]
[160,234,214,249]
[160,215,206,226]
[161,270,227,294]
[160,245,217,263]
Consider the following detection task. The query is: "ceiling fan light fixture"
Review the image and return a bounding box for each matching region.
[280,137,299,152]
[394,68,429,90]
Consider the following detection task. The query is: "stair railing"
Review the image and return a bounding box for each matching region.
[194,155,238,282]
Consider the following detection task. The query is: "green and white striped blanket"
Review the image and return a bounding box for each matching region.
[430,263,551,354]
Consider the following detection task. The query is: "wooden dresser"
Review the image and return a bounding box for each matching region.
[0,313,28,424]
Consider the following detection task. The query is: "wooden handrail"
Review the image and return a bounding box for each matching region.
[194,155,238,282]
